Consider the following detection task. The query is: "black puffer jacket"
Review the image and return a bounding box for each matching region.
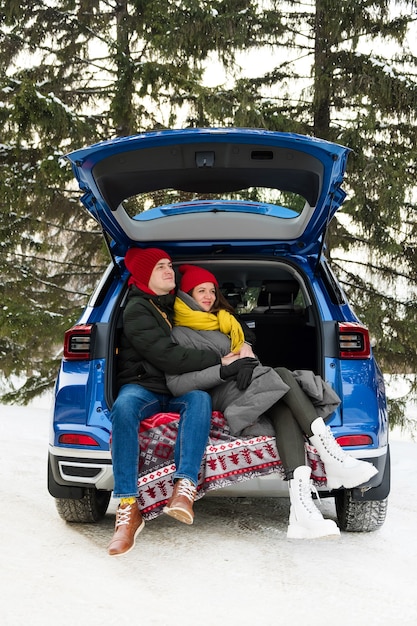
[116,285,220,394]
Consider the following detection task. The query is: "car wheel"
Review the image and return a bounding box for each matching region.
[335,490,388,532]
[55,488,111,523]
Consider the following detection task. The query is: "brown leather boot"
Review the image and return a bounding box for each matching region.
[163,479,197,525]
[107,501,145,556]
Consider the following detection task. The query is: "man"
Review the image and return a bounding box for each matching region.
[108,247,238,556]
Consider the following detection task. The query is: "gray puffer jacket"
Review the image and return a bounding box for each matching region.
[166,293,290,436]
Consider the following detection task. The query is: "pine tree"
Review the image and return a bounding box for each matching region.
[196,0,417,428]
[0,0,269,401]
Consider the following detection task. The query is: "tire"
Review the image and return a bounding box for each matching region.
[55,488,111,523]
[335,490,388,532]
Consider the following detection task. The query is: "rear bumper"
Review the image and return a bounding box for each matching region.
[47,443,390,502]
[349,444,390,501]
[48,446,114,497]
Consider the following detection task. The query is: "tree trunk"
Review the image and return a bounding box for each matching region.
[112,0,135,136]
[313,0,332,138]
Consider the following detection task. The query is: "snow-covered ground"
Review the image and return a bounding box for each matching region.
[1,390,416,626]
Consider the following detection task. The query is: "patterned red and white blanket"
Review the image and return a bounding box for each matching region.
[137,411,327,520]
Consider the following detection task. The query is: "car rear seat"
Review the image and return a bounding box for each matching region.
[240,280,317,371]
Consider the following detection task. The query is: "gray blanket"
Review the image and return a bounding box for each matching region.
[167,323,340,437]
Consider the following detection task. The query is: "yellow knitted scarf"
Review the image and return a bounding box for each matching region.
[173,297,245,353]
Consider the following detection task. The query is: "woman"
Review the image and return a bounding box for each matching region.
[166,264,379,539]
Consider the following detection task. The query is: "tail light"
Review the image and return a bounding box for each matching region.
[63,324,94,360]
[336,434,373,447]
[338,322,371,359]
[59,433,99,446]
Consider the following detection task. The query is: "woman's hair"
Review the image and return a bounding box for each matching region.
[188,284,235,314]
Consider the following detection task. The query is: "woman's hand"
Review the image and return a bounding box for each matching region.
[221,353,240,366]
[239,343,256,358]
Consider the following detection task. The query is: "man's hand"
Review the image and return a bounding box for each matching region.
[236,362,257,390]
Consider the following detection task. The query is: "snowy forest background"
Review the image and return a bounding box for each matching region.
[1,0,417,430]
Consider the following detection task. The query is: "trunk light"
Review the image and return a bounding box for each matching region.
[338,322,371,359]
[64,324,94,360]
[59,433,99,446]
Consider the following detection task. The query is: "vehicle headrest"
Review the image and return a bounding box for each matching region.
[257,280,299,307]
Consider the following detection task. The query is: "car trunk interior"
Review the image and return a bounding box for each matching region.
[108,258,321,405]
[216,261,319,374]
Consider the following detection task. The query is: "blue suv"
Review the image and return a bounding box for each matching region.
[48,128,390,531]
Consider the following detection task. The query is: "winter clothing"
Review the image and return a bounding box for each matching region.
[116,286,220,394]
[111,273,220,502]
[165,283,377,539]
[167,293,339,443]
[168,292,289,436]
[291,370,342,418]
[163,478,197,525]
[124,247,171,293]
[111,385,212,496]
[310,417,379,489]
[107,501,145,557]
[220,358,258,381]
[221,357,259,390]
[287,466,340,539]
[174,295,245,353]
[268,366,340,471]
[178,264,218,293]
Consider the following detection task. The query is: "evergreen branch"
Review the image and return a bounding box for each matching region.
[9,251,105,271]
[331,255,414,284]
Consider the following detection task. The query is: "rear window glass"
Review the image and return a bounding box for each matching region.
[123,188,305,218]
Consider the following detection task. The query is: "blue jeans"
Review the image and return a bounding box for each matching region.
[110,384,212,498]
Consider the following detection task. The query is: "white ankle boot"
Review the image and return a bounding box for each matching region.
[310,417,378,490]
[287,466,340,539]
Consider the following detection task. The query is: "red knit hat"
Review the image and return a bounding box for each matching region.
[179,264,218,293]
[125,247,172,288]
